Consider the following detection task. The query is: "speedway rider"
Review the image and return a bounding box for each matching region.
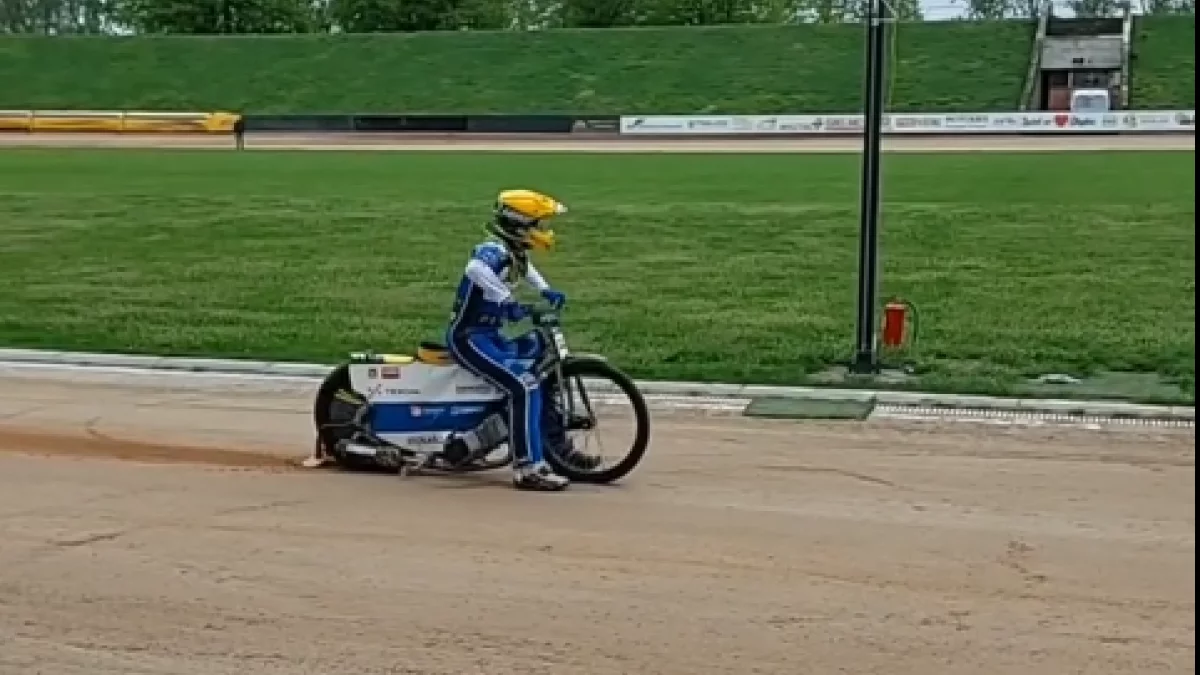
[446,189,597,492]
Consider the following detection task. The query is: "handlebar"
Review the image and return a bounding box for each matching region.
[527,303,563,327]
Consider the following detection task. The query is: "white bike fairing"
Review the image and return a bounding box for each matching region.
[346,360,504,451]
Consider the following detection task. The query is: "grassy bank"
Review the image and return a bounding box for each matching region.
[1132,15,1196,110]
[0,22,1035,114]
[0,148,1193,401]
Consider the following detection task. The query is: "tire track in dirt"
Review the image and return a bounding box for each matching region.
[0,425,300,470]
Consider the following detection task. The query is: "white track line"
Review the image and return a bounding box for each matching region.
[0,361,749,414]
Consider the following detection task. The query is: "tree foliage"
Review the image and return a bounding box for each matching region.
[326,0,508,31]
[1,0,116,33]
[1133,0,1194,12]
[958,0,1197,19]
[0,0,1191,34]
[114,0,324,33]
[1064,0,1123,16]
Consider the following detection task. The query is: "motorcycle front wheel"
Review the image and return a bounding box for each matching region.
[543,357,651,484]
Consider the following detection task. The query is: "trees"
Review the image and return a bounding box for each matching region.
[1135,0,1194,13]
[0,0,117,33]
[959,0,1197,19]
[325,0,511,31]
[0,0,925,34]
[116,0,324,33]
[0,0,1189,34]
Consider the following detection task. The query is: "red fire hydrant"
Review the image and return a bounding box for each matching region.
[881,299,913,350]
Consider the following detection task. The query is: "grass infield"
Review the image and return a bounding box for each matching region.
[0,23,1034,114]
[0,148,1193,400]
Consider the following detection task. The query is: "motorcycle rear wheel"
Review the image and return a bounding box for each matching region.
[312,364,379,472]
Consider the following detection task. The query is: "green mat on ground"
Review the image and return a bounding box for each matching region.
[743,397,876,420]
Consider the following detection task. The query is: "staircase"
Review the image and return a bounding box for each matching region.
[1019,2,1134,111]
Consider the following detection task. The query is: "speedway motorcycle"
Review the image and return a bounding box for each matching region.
[309,306,651,484]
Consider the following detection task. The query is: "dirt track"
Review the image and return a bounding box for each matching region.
[0,373,1193,675]
[0,133,1195,674]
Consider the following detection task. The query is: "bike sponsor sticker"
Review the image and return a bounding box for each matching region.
[404,434,444,445]
[408,405,446,417]
[451,405,487,416]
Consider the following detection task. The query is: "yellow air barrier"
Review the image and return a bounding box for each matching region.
[0,110,242,134]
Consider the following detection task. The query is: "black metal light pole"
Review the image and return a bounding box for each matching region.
[850,0,891,375]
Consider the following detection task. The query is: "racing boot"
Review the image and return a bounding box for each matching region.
[543,408,602,471]
[554,440,602,472]
[513,461,570,492]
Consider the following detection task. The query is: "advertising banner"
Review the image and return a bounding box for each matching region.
[619,110,1197,135]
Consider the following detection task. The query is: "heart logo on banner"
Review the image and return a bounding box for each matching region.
[1054,114,1070,127]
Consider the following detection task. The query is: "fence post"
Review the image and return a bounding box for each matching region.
[234,116,245,151]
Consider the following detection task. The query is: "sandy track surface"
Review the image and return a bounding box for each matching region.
[0,131,1194,152]
[0,375,1193,675]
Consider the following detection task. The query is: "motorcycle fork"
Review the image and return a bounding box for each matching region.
[545,362,597,432]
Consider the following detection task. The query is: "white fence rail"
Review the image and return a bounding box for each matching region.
[619,110,1197,135]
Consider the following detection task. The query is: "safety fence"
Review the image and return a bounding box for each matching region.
[236,114,620,134]
[0,110,1194,137]
[0,110,241,134]
[618,110,1197,135]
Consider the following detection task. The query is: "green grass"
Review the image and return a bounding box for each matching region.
[0,22,1036,114]
[0,148,1194,401]
[1131,16,1196,110]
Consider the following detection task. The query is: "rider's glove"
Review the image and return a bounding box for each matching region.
[503,301,531,322]
[541,288,567,310]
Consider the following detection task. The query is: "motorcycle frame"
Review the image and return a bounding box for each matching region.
[333,308,607,473]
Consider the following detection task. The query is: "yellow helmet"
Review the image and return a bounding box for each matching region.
[491,189,567,252]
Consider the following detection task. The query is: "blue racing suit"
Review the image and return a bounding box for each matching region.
[445,240,559,467]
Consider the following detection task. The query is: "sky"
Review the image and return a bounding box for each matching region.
[920,0,971,20]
